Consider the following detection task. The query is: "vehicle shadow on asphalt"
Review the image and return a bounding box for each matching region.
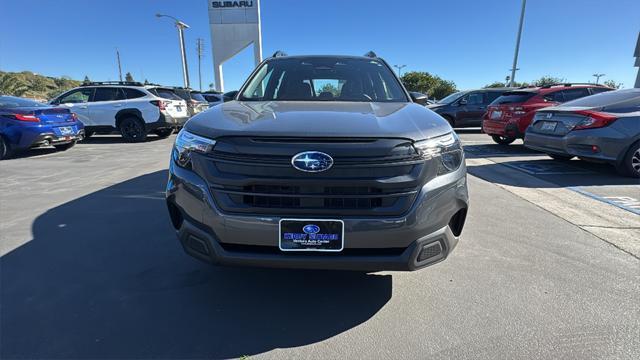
[82,134,169,144]
[463,143,542,159]
[0,170,392,359]
[467,160,639,187]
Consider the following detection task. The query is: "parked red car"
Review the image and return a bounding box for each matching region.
[482,84,612,144]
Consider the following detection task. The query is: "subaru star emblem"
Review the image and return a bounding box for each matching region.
[302,224,320,234]
[291,151,334,172]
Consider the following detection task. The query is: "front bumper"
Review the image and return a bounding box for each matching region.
[524,128,628,163]
[166,161,469,271]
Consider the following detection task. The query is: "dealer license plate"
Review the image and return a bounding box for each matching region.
[279,219,344,252]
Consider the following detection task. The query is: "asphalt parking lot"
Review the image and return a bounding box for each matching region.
[1,131,639,359]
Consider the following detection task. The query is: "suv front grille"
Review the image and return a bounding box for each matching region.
[192,137,434,216]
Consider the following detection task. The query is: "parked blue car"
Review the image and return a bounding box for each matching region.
[0,95,84,159]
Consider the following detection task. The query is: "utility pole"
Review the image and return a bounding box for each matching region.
[196,38,204,91]
[509,0,527,87]
[156,13,191,88]
[116,48,123,82]
[394,64,407,78]
[592,73,605,84]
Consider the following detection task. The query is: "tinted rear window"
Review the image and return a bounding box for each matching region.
[149,88,182,100]
[204,94,221,102]
[190,92,207,102]
[0,96,47,108]
[486,91,503,103]
[92,88,124,102]
[122,88,146,99]
[562,89,640,111]
[490,92,536,105]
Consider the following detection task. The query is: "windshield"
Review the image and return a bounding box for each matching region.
[437,91,466,104]
[239,57,408,102]
[0,96,48,108]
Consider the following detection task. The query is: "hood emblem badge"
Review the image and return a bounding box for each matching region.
[291,151,334,172]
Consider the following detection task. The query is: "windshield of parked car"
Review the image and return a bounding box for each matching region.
[0,96,48,108]
[239,57,408,102]
[437,91,466,104]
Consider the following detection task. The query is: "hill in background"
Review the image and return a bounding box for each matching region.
[0,71,81,101]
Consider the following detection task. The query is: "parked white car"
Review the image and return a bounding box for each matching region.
[50,82,189,142]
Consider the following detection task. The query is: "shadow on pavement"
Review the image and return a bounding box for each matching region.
[1,170,391,359]
[467,160,639,188]
[81,134,169,144]
[463,143,541,158]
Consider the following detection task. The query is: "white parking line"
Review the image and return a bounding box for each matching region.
[569,188,640,215]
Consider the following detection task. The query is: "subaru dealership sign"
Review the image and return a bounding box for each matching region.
[208,0,263,91]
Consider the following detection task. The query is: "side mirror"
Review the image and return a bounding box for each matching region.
[223,90,239,102]
[409,92,429,105]
[458,98,468,106]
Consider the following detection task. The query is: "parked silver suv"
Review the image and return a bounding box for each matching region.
[50,82,189,142]
[166,53,469,271]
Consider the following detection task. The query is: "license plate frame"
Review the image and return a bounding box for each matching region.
[490,111,502,120]
[279,219,344,252]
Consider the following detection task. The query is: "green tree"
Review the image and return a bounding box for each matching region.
[0,72,29,96]
[484,81,529,88]
[602,79,623,89]
[400,71,457,100]
[320,83,339,96]
[125,72,134,82]
[531,76,565,87]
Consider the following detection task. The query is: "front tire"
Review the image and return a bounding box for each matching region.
[154,128,174,138]
[491,135,516,145]
[618,141,640,178]
[54,141,76,151]
[119,117,147,143]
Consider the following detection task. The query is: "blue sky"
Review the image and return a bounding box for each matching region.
[1,0,638,91]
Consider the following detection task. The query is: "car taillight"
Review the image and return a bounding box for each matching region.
[69,113,78,122]
[150,100,168,111]
[14,113,40,122]
[573,110,618,130]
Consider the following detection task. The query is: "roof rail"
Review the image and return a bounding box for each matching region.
[363,51,378,58]
[81,81,144,87]
[540,82,602,89]
[271,51,288,58]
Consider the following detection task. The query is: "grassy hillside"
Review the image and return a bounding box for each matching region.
[0,71,81,101]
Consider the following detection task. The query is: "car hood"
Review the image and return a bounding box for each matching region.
[185,101,451,141]
[426,103,447,110]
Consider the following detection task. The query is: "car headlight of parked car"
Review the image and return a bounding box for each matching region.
[414,132,464,175]
[173,129,216,168]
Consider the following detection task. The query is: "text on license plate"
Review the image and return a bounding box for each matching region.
[59,126,74,135]
[491,111,502,119]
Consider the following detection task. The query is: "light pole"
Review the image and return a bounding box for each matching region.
[509,0,527,87]
[394,64,407,78]
[592,73,605,85]
[156,13,191,88]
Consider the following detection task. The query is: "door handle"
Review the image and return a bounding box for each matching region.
[113,103,123,107]
[79,106,88,109]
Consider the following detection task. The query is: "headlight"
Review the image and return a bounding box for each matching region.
[173,129,216,168]
[413,132,463,175]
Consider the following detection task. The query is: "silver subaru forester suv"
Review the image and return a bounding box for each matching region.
[165,52,469,271]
